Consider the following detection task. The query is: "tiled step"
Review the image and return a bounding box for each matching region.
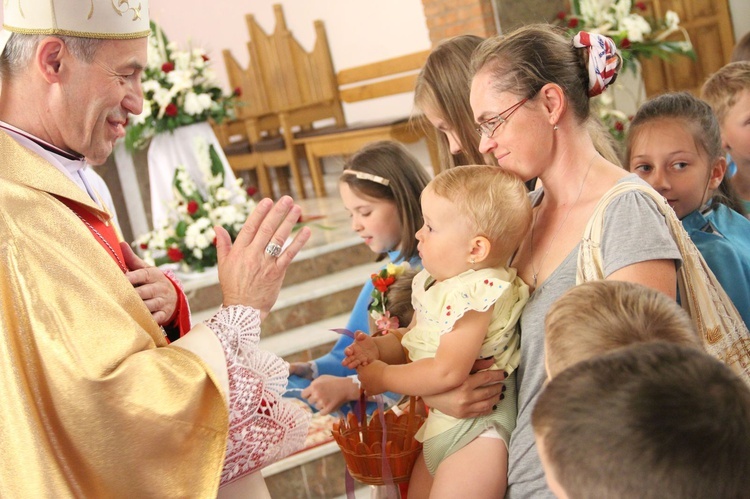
[261,261,380,336]
[263,441,348,498]
[180,238,374,316]
[259,313,348,362]
[191,261,381,334]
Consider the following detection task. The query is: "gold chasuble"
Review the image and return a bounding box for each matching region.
[0,131,229,497]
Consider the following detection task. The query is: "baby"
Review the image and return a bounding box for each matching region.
[343,165,531,499]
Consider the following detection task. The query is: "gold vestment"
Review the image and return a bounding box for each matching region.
[0,131,228,497]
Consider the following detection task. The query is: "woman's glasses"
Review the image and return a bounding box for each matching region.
[475,98,528,138]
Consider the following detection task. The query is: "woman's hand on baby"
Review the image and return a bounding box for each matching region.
[342,331,380,369]
[422,367,507,419]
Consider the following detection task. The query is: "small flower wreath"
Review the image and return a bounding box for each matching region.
[368,262,411,332]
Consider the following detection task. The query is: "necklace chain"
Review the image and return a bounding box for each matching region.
[530,154,597,288]
[74,212,128,273]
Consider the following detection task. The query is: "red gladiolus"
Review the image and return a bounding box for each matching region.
[374,276,396,293]
[620,37,632,49]
[167,247,184,262]
[165,103,178,117]
[568,18,579,28]
[140,243,148,249]
[202,54,209,62]
[187,200,199,214]
[614,121,625,132]
[161,61,175,73]
[556,11,567,20]
[635,1,647,11]
[233,86,243,97]
[246,186,257,196]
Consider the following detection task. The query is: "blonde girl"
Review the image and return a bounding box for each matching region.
[344,165,531,499]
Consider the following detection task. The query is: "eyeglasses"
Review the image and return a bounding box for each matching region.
[475,98,528,138]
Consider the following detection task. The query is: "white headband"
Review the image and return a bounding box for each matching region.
[342,169,390,186]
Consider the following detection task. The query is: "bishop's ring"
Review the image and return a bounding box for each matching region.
[265,242,283,257]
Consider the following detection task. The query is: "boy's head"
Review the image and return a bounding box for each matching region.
[533,341,750,499]
[702,62,750,166]
[426,165,531,265]
[544,280,698,378]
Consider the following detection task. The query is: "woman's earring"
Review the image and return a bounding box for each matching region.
[553,124,559,131]
[470,257,476,265]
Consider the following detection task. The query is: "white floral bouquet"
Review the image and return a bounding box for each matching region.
[125,21,237,151]
[554,0,694,73]
[134,141,256,272]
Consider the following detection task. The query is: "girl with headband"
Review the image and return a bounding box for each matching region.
[420,25,680,498]
[286,141,430,417]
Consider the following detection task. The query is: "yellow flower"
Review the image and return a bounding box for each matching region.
[386,261,411,277]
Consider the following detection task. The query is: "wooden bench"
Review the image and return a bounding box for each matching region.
[295,50,440,197]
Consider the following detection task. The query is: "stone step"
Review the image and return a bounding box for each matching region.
[191,261,381,336]
[259,312,348,361]
[262,441,348,498]
[180,237,374,315]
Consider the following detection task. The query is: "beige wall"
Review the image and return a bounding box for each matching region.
[729,0,750,42]
[149,0,432,124]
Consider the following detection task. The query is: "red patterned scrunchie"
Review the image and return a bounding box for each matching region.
[572,31,621,97]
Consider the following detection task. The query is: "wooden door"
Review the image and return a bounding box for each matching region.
[639,0,735,96]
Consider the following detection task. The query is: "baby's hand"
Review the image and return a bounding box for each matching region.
[358,361,388,395]
[342,331,380,369]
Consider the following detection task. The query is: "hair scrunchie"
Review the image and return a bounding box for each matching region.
[572,31,621,97]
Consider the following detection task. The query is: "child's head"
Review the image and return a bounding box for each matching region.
[626,92,741,218]
[532,341,750,499]
[731,31,750,63]
[702,61,750,172]
[340,141,431,261]
[417,165,531,280]
[544,280,698,379]
[414,34,488,168]
[368,264,418,335]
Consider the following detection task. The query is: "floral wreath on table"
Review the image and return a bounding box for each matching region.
[368,262,413,333]
[124,21,238,151]
[554,0,695,143]
[134,140,256,272]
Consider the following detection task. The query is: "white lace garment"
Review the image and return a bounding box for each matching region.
[206,305,310,486]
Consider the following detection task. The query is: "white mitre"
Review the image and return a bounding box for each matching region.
[0,0,150,56]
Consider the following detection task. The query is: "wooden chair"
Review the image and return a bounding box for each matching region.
[295,50,440,197]
[220,43,299,199]
[245,4,345,199]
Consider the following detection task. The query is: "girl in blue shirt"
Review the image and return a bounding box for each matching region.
[626,92,750,327]
[286,140,430,414]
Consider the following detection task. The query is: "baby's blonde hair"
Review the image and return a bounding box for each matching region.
[428,165,531,263]
[544,281,700,378]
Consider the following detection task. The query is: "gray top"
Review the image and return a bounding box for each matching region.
[506,175,681,498]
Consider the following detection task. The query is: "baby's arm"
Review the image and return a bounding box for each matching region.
[342,331,407,369]
[358,307,492,396]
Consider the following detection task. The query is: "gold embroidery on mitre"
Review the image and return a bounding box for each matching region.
[704,325,723,345]
[111,0,142,21]
[88,0,94,19]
